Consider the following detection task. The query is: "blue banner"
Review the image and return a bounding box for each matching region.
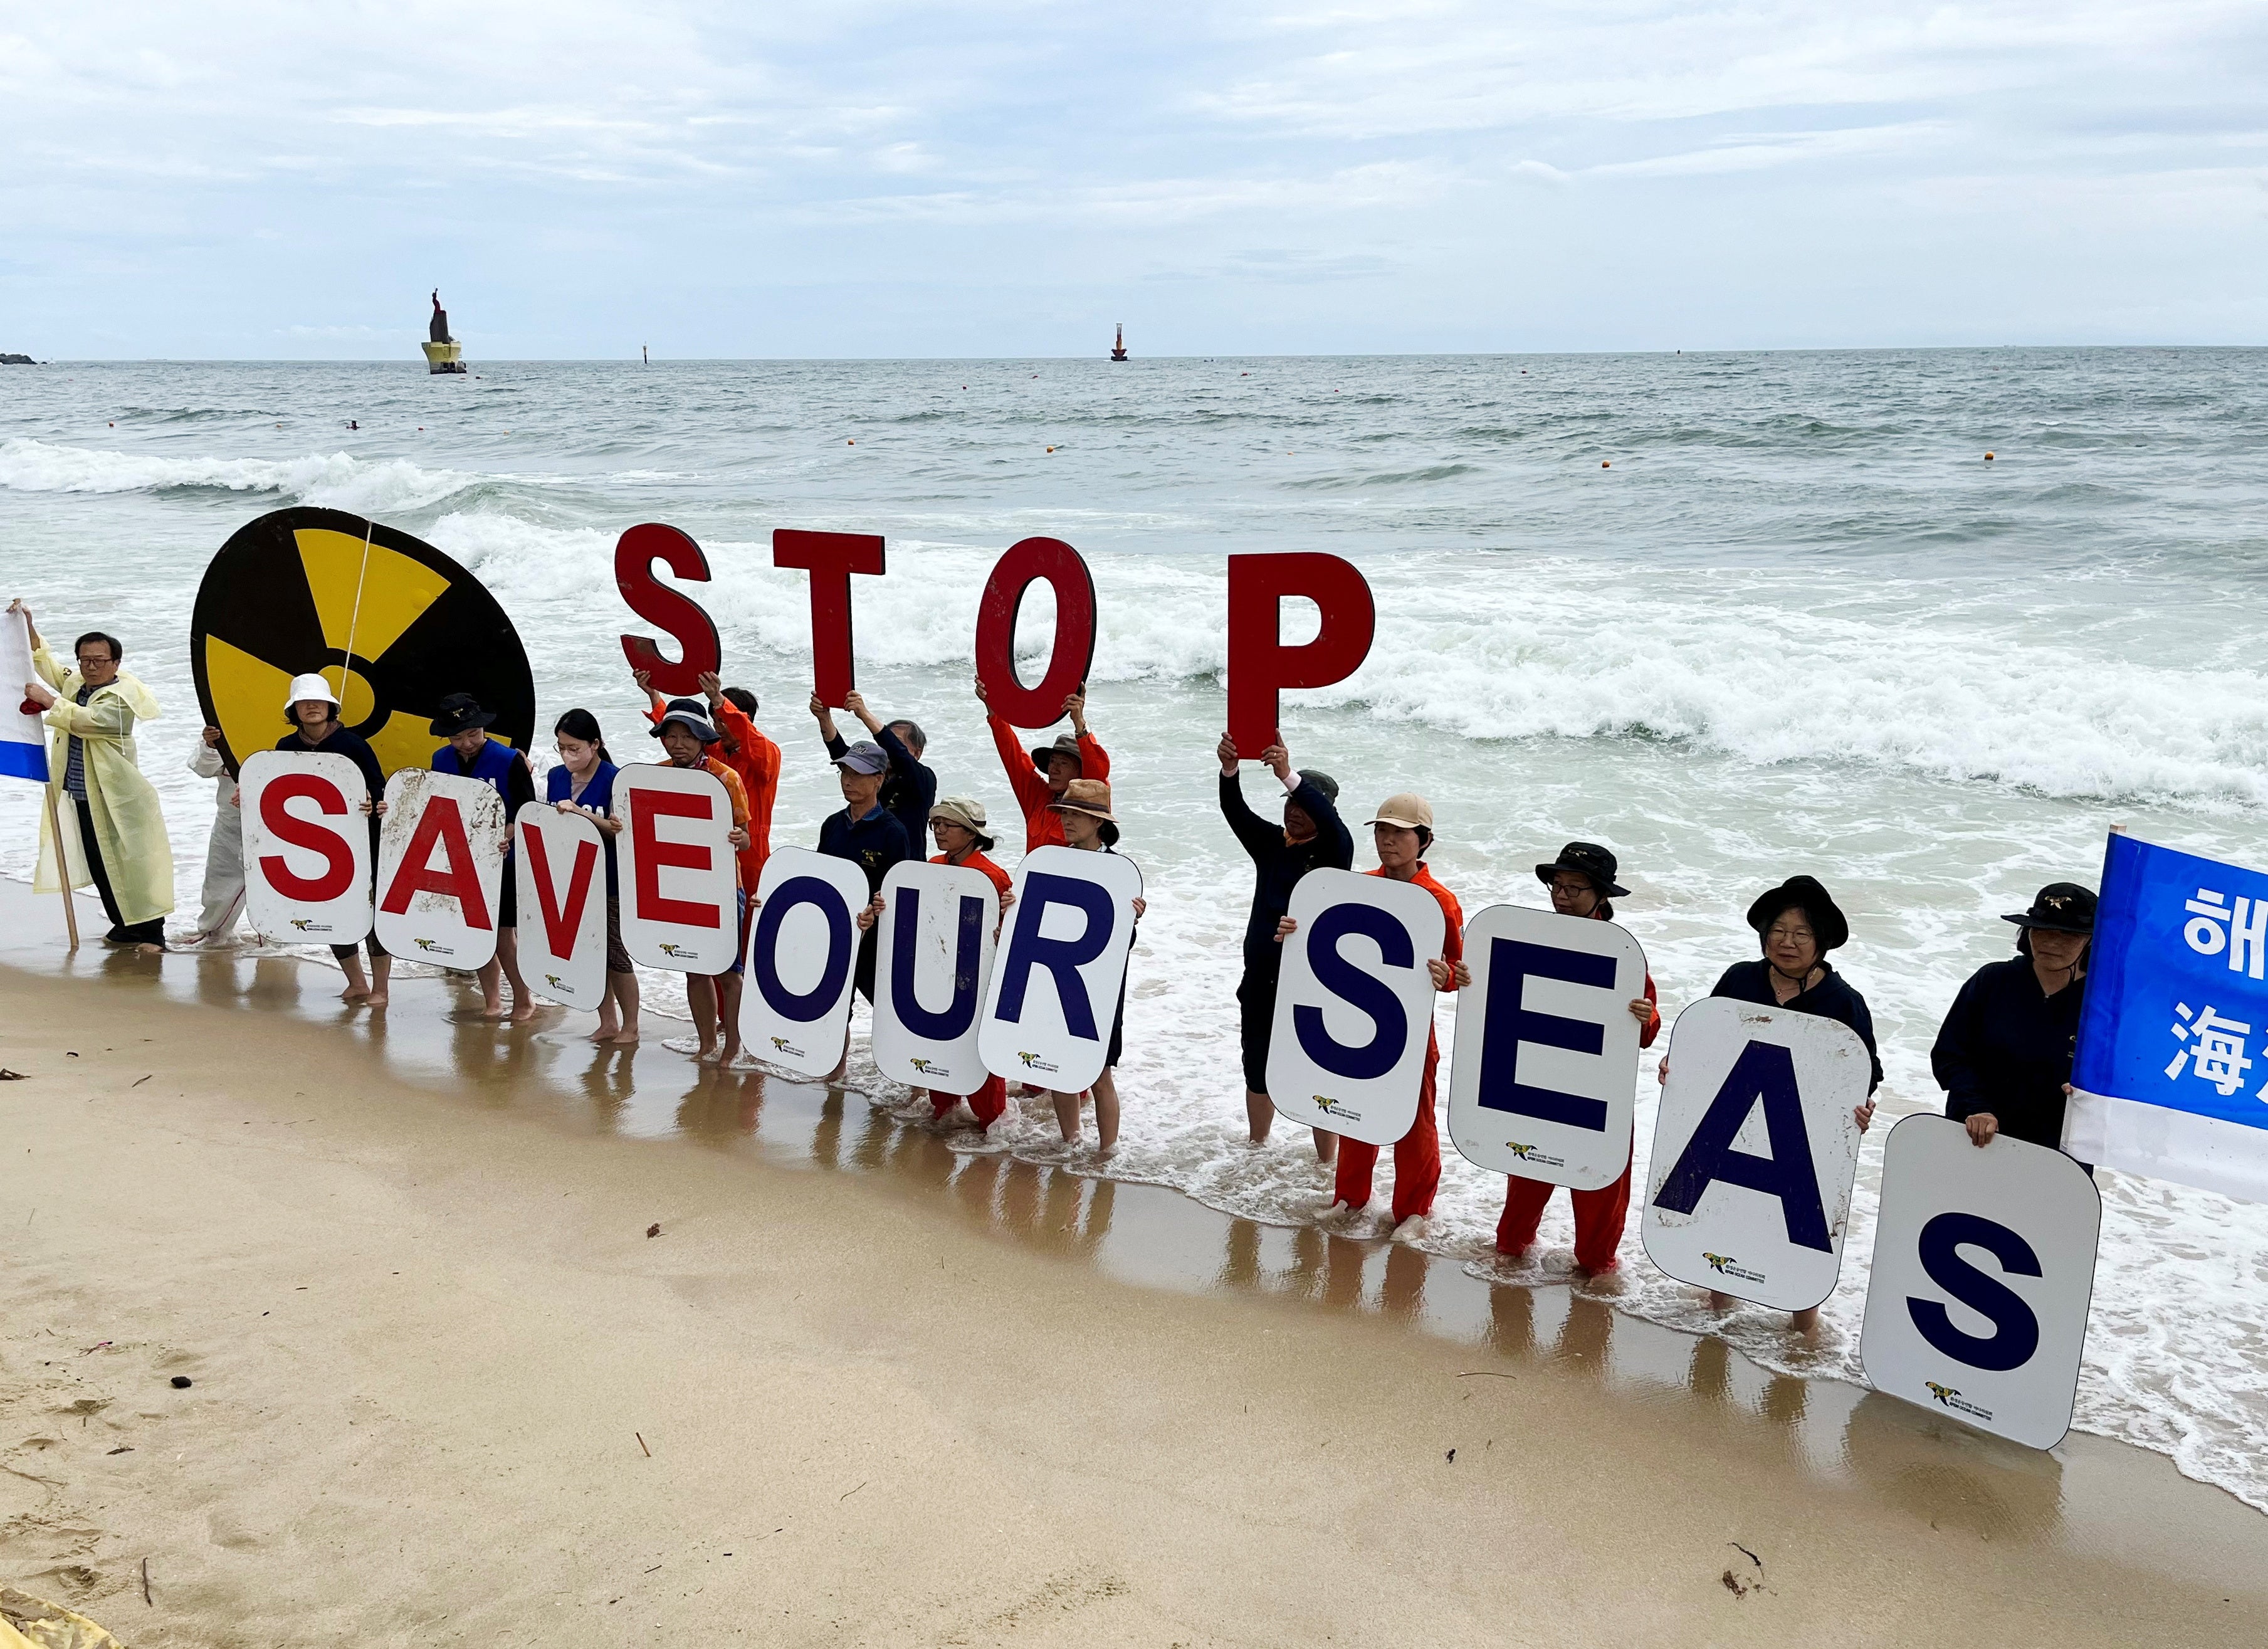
[2075,832,2268,1135]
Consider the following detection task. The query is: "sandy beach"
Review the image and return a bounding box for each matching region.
[1,883,2265,1647]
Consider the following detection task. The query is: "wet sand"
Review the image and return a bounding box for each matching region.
[4,885,2266,1646]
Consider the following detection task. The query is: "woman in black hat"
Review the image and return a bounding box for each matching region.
[1496,843,1660,1275]
[1931,883,2095,1157]
[1661,874,1881,1332]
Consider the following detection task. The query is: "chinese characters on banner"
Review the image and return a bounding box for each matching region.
[2070,831,2268,1202]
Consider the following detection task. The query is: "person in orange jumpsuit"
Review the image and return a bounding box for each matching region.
[923,796,1015,1129]
[636,668,780,893]
[649,701,752,1064]
[975,677,1109,852]
[1281,792,1462,1235]
[1494,843,1661,1275]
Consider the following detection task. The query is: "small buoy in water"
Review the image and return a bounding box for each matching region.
[1241,371,1250,376]
[108,421,114,427]
[847,439,855,445]
[1046,446,1056,453]
[1984,451,1995,461]
[1601,460,1611,468]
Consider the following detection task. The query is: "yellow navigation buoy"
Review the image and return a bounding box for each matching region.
[1046,446,1056,453]
[1985,451,1996,460]
[1602,460,1612,468]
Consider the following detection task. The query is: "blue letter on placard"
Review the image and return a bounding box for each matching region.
[1908,1211,2042,1373]
[1475,936,1617,1129]
[752,876,853,1021]
[889,888,984,1040]
[1652,1040,1831,1251]
[1293,900,1413,1081]
[993,872,1112,1038]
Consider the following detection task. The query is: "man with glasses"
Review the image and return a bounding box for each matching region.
[11,601,174,950]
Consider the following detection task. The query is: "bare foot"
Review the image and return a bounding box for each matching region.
[481,1001,507,1021]
[696,1041,724,1063]
[508,999,537,1024]
[365,991,389,1009]
[719,1044,742,1067]
[608,1030,639,1046]
[340,984,370,1003]
[589,1023,621,1042]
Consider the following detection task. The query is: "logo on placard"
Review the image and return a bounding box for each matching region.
[1313,1095,1364,1123]
[288,917,334,934]
[769,1035,807,1060]
[1017,1051,1060,1075]
[412,937,453,956]
[1925,1381,1995,1423]
[659,942,695,959]
[1703,1251,1769,1285]
[910,1056,946,1076]
[1506,1141,1565,1167]
[544,973,565,989]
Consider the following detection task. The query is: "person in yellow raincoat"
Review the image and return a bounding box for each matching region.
[10,601,174,949]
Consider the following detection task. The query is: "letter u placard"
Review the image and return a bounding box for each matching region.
[979,845,1142,1095]
[873,860,1000,1093]
[1265,868,1445,1147]
[239,749,372,945]
[374,769,507,969]
[1446,904,1647,1187]
[743,847,873,1080]
[1641,999,1869,1311]
[614,763,737,973]
[515,803,608,1011]
[1859,1115,2102,1450]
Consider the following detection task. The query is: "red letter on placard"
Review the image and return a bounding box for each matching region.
[1226,553,1375,752]
[257,771,355,902]
[520,821,600,960]
[617,522,723,697]
[631,788,722,929]
[379,796,493,929]
[974,537,1098,728]
[773,529,885,707]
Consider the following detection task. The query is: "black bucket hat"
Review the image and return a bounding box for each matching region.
[1536,842,1629,900]
[2004,882,2096,935]
[1746,875,1851,952]
[428,692,496,736]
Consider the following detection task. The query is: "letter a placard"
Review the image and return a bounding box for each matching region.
[1266,868,1445,1147]
[1860,1115,2102,1450]
[873,860,1000,1094]
[374,769,507,969]
[979,845,1142,1094]
[1447,904,1646,1188]
[614,763,737,972]
[239,749,372,945]
[1641,999,1869,1311]
[743,847,871,1079]
[515,803,607,1011]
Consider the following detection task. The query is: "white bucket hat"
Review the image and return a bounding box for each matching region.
[283,673,341,712]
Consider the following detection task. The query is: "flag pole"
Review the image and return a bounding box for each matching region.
[43,779,78,950]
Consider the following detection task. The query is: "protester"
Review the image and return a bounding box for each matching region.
[817,739,913,1083]
[637,668,779,887]
[1494,843,1660,1275]
[1281,792,1461,1236]
[1216,732,1352,1161]
[185,724,245,946]
[13,603,172,950]
[1661,873,1881,1332]
[814,689,935,853]
[1933,883,2095,1162]
[651,698,753,1063]
[430,692,537,1023]
[549,709,638,1045]
[1041,779,1143,1153]
[976,678,1110,852]
[274,675,390,1005]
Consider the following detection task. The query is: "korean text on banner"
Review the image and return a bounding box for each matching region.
[979,845,1142,1095]
[2069,831,2268,1203]
[239,749,372,946]
[1,608,47,782]
[742,846,871,1080]
[873,859,1000,1094]
[1264,867,1446,1148]
[1446,903,1647,1188]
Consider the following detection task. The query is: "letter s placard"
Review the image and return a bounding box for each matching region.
[1266,867,1447,1147]
[1859,1115,2103,1450]
[239,749,372,945]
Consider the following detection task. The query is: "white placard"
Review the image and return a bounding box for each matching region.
[239,749,372,946]
[1639,999,1870,1309]
[1447,904,1647,1188]
[742,846,873,1078]
[374,768,507,969]
[873,860,1000,1093]
[979,845,1143,1094]
[515,803,608,1011]
[1265,868,1449,1147]
[614,762,737,974]
[1860,1114,2102,1450]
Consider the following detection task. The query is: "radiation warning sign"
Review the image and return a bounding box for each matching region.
[191,508,535,781]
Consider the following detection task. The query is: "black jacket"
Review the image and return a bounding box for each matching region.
[1711,959,1884,1093]
[817,803,913,897]
[276,724,386,853]
[1931,956,2086,1149]
[826,722,936,855]
[1219,771,1353,972]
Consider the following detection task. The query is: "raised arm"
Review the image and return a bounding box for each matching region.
[986,710,1048,813]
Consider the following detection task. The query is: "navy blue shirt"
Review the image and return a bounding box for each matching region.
[547,758,621,896]
[1931,956,2087,1149]
[818,803,913,897]
[825,722,936,855]
[1219,772,1352,972]
[1711,959,1884,1093]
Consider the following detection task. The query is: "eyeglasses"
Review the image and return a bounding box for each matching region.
[1550,878,1593,897]
[75,654,115,667]
[1766,924,1816,944]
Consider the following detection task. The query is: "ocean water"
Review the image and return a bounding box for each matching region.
[6,350,2268,1509]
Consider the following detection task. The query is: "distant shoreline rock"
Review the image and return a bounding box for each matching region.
[0,354,35,366]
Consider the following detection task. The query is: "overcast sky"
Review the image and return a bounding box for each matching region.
[4,1,2264,357]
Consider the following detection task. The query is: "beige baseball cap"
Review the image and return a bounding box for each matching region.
[1365,792,1434,830]
[928,796,994,845]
